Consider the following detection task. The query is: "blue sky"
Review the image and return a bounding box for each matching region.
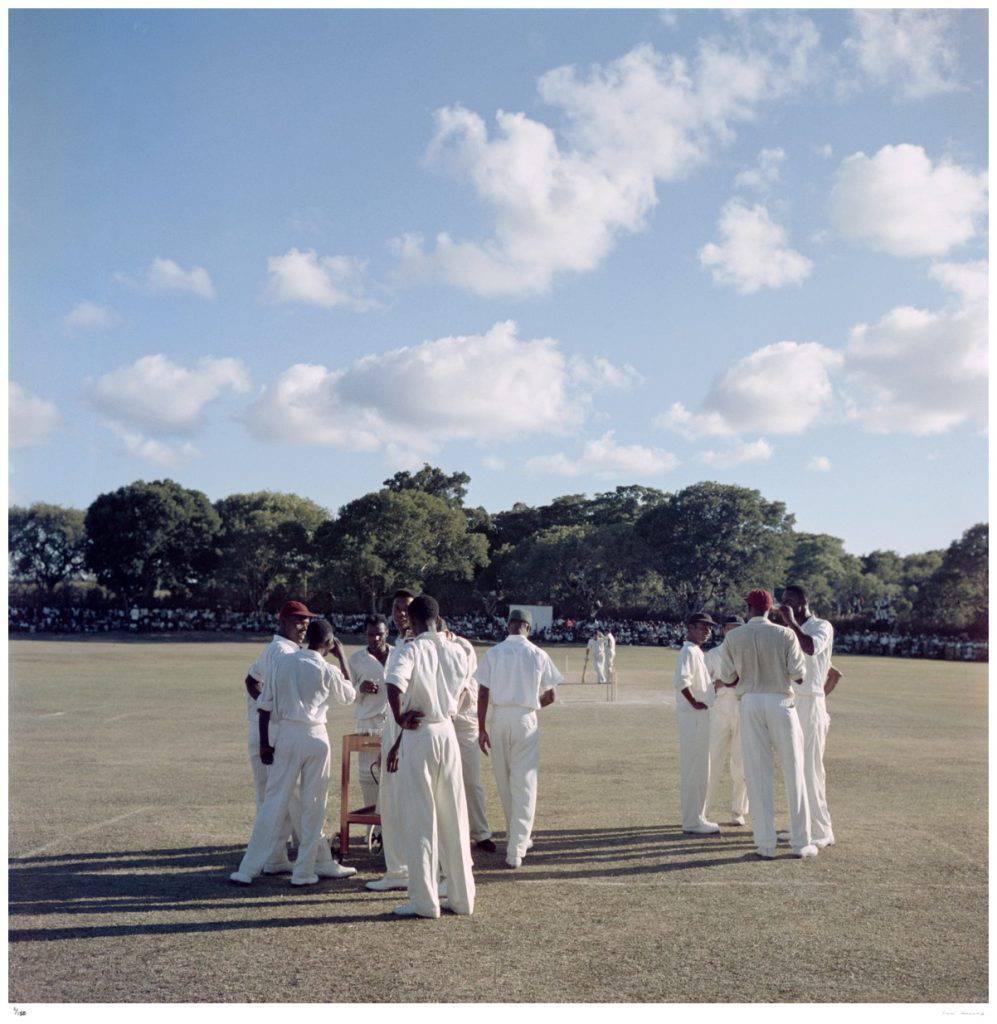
[9,9,988,555]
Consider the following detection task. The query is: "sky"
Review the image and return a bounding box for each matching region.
[8,8,989,556]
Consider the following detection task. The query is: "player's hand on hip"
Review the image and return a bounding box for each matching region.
[478,728,491,755]
[260,745,275,765]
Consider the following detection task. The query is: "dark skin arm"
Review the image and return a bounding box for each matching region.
[778,605,815,655]
[385,682,423,773]
[258,709,274,765]
[825,665,842,695]
[478,685,491,755]
[244,674,262,700]
[539,688,556,708]
[681,686,709,711]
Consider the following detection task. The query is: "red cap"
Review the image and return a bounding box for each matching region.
[279,600,323,619]
[745,589,774,611]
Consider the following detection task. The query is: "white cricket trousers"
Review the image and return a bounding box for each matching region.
[356,713,386,810]
[594,655,608,684]
[453,713,492,842]
[377,717,408,884]
[238,721,337,882]
[706,693,748,818]
[739,693,811,853]
[675,704,712,830]
[248,721,302,860]
[796,695,833,843]
[490,706,540,861]
[398,718,475,917]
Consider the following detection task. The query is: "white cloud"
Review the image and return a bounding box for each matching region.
[248,321,634,460]
[146,258,215,298]
[482,456,506,471]
[734,147,785,191]
[701,438,773,467]
[265,248,373,311]
[62,301,120,333]
[807,455,832,472]
[698,200,813,294]
[88,354,251,435]
[103,421,200,468]
[396,19,820,296]
[829,145,987,258]
[526,432,679,478]
[842,260,987,435]
[660,341,843,438]
[658,12,679,29]
[844,10,963,99]
[815,143,833,159]
[10,383,60,448]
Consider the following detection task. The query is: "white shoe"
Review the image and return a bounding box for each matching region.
[506,856,522,869]
[683,822,721,834]
[317,862,357,879]
[290,874,319,886]
[263,859,294,875]
[731,815,746,826]
[437,879,448,898]
[392,901,439,919]
[229,871,254,885]
[756,848,776,860]
[794,845,819,859]
[814,835,835,849]
[366,877,408,892]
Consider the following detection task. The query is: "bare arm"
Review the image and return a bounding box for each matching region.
[539,688,555,708]
[681,686,708,710]
[258,709,273,764]
[477,685,491,754]
[387,683,422,731]
[824,665,842,695]
[244,674,262,700]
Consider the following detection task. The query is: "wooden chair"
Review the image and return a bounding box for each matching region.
[338,733,382,860]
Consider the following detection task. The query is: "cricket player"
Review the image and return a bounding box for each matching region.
[243,599,317,872]
[230,618,358,885]
[587,630,609,684]
[348,614,391,827]
[476,608,562,868]
[605,630,616,682]
[704,615,748,826]
[383,595,475,918]
[778,585,836,849]
[440,618,495,853]
[674,612,720,834]
[365,589,414,893]
[718,590,817,859]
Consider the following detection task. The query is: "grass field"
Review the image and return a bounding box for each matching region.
[8,637,988,1004]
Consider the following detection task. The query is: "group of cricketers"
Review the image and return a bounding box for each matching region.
[674,585,839,859]
[230,580,839,918]
[231,591,562,919]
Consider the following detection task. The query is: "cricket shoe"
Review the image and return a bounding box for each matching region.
[814,834,835,849]
[392,901,439,919]
[317,862,357,879]
[263,857,294,875]
[683,822,721,835]
[756,848,776,860]
[794,845,819,859]
[366,876,408,892]
[229,871,254,885]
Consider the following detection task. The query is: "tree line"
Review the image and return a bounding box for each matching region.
[8,465,988,636]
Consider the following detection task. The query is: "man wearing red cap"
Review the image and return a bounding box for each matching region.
[718,590,817,859]
[242,600,323,872]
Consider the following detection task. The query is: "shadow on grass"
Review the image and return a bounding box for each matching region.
[9,826,770,942]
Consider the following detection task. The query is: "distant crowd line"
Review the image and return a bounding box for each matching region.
[8,604,987,662]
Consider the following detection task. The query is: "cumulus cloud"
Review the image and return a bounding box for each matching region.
[88,354,251,436]
[699,200,813,293]
[265,248,373,311]
[396,18,820,295]
[103,421,200,468]
[734,147,785,191]
[147,258,215,298]
[660,341,843,438]
[844,10,963,99]
[842,260,987,435]
[10,383,60,448]
[248,321,635,461]
[62,301,120,333]
[701,438,773,467]
[526,432,679,478]
[808,456,832,472]
[830,145,987,258]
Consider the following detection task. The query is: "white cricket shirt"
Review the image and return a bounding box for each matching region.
[384,632,467,723]
[258,647,356,725]
[798,616,834,696]
[718,616,807,697]
[675,641,715,709]
[475,634,563,710]
[348,647,390,722]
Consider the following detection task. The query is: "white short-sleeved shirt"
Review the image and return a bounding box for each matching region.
[718,617,807,697]
[258,648,356,726]
[704,642,737,702]
[384,633,467,723]
[475,634,563,710]
[675,641,715,709]
[246,634,299,726]
[348,647,390,722]
[799,616,834,696]
[449,634,479,721]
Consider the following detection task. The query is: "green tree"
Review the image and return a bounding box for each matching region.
[636,482,794,614]
[214,492,328,612]
[382,465,471,508]
[786,533,868,615]
[84,480,221,605]
[315,489,488,611]
[915,523,988,631]
[9,503,87,595]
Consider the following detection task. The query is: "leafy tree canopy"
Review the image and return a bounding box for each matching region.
[9,503,87,594]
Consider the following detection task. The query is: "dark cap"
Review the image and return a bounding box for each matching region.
[279,600,323,619]
[722,614,745,625]
[686,612,717,626]
[508,608,533,626]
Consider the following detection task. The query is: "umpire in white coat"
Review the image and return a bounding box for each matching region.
[476,608,563,868]
[384,594,475,919]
